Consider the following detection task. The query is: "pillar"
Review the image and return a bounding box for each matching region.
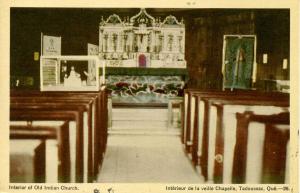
[99,30,102,53]
[163,33,167,52]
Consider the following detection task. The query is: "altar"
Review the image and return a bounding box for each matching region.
[98,8,187,103]
[100,67,187,103]
[98,8,186,69]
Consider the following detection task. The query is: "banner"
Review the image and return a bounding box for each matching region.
[87,43,99,55]
[87,43,99,85]
[42,35,61,55]
[223,36,255,90]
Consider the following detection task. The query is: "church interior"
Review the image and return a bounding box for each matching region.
[10,8,290,184]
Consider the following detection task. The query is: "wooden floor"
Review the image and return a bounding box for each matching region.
[97,134,204,183]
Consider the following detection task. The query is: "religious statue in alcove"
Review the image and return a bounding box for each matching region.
[64,66,82,87]
[59,61,96,87]
[222,35,256,90]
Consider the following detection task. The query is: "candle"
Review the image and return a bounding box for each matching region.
[263,54,268,64]
[283,59,288,69]
[252,61,257,83]
[34,52,39,61]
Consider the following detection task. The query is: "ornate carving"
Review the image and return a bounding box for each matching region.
[161,15,183,26]
[99,8,186,68]
[130,8,155,27]
[105,14,124,26]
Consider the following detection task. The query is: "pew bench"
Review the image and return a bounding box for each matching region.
[232,111,289,184]
[11,97,97,181]
[10,109,82,182]
[182,89,289,184]
[10,90,108,182]
[10,121,70,183]
[207,98,289,183]
[183,90,285,158]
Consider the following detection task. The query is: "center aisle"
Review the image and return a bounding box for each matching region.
[97,135,204,183]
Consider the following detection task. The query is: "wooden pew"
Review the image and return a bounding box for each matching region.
[232,111,289,184]
[10,122,70,182]
[92,88,108,179]
[10,89,108,182]
[184,89,256,151]
[182,89,218,149]
[10,89,108,172]
[10,99,93,182]
[182,89,198,144]
[11,94,102,182]
[184,90,239,165]
[184,89,288,155]
[206,97,289,183]
[10,110,80,182]
[183,90,288,180]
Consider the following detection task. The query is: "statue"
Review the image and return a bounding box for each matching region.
[64,66,82,87]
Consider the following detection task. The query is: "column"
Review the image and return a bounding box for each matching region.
[159,34,163,53]
[120,32,125,53]
[99,31,102,53]
[107,33,112,52]
[113,33,117,52]
[150,32,155,52]
[168,34,173,52]
[142,34,148,52]
[117,32,121,52]
[129,32,133,53]
[103,33,107,52]
[137,34,141,52]
[123,32,128,52]
[174,34,179,52]
[156,32,160,52]
[178,35,182,53]
[181,32,185,54]
[163,33,167,52]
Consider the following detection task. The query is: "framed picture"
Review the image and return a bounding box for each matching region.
[222,35,257,90]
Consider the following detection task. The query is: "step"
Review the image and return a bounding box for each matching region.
[111,120,167,129]
[110,106,181,134]
[108,128,180,136]
[112,108,168,121]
